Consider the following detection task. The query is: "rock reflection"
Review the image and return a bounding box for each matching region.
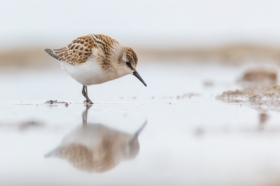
[0,120,44,131]
[45,106,147,173]
[259,112,269,125]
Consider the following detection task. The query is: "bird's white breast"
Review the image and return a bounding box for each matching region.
[60,59,110,86]
[59,44,128,86]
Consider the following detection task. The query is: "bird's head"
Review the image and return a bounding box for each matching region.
[118,47,147,87]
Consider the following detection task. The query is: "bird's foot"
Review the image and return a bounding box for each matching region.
[84,99,93,105]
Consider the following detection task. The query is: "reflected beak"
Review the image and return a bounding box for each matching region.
[133,70,147,87]
[130,121,147,144]
[134,120,147,137]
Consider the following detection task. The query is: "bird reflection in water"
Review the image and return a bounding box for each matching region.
[45,105,147,172]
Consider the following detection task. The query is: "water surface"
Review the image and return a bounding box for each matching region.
[1,61,280,186]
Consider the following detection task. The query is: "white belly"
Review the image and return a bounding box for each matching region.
[60,60,110,86]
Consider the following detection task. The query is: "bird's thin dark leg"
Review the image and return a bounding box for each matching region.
[85,86,88,96]
[82,85,88,101]
[82,85,93,105]
[85,86,93,104]
[82,85,86,97]
[82,104,92,126]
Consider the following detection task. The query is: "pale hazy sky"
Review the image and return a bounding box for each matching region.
[1,0,280,48]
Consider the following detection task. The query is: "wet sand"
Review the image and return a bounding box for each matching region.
[1,61,280,186]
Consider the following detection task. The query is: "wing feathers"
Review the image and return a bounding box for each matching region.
[45,34,119,65]
[45,35,95,65]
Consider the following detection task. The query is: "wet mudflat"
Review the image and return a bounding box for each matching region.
[1,61,280,186]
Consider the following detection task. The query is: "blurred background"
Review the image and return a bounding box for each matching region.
[2,1,280,186]
[2,0,280,68]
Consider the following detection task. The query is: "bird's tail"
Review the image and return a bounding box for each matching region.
[45,47,68,60]
[44,48,59,60]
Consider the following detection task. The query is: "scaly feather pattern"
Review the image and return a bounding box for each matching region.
[47,34,119,65]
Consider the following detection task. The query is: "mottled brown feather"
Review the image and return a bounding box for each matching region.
[91,34,119,71]
[91,34,118,56]
[51,35,96,65]
[125,47,138,68]
[50,34,119,66]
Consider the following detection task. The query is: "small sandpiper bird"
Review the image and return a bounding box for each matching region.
[45,34,147,104]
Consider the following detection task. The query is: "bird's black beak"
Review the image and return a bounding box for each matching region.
[133,70,147,87]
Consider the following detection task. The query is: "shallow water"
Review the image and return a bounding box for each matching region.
[1,61,280,186]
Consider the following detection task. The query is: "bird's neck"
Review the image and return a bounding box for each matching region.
[110,44,124,62]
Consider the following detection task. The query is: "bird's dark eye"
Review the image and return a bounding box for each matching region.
[126,62,133,70]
